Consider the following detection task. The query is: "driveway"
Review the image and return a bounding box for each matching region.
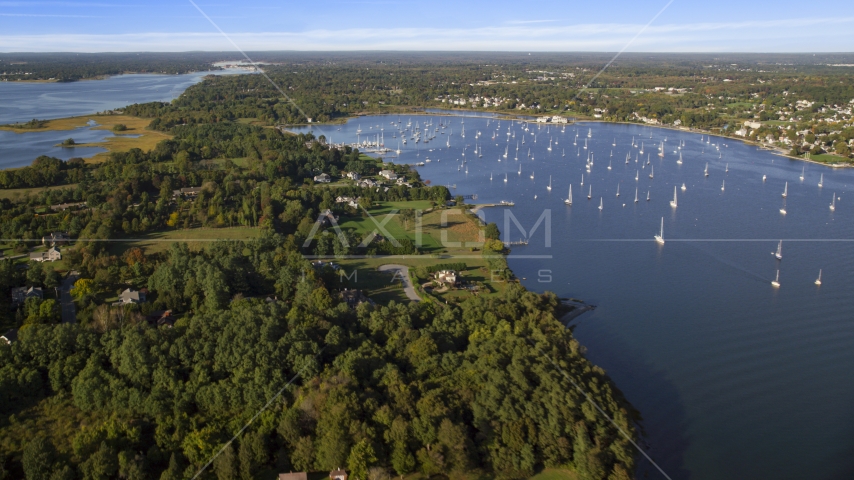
[377,264,420,302]
[60,271,79,323]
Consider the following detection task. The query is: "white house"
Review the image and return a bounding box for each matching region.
[118,288,146,305]
[314,173,331,183]
[744,121,762,129]
[379,170,398,181]
[30,247,61,263]
[346,171,361,180]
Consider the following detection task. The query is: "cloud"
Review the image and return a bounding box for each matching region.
[1,17,853,52]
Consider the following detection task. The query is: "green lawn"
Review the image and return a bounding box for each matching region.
[107,226,262,256]
[803,153,851,164]
[334,203,511,304]
[0,183,79,200]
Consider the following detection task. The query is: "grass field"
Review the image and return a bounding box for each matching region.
[107,226,262,256]
[334,202,510,303]
[0,115,172,163]
[803,153,851,164]
[0,183,79,200]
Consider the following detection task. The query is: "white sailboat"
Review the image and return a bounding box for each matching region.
[490,172,493,181]
[649,164,654,179]
[588,128,592,138]
[721,180,725,191]
[608,159,612,170]
[565,185,573,205]
[613,138,616,147]
[616,184,620,197]
[704,163,709,177]
[581,174,584,186]
[503,144,509,158]
[670,186,678,208]
[635,170,639,181]
[782,182,788,198]
[800,166,805,181]
[588,185,592,199]
[504,173,508,183]
[681,183,687,191]
[830,193,836,211]
[635,187,639,203]
[815,269,822,286]
[654,217,665,244]
[677,151,683,165]
[518,164,522,175]
[762,174,766,182]
[771,269,780,288]
[774,240,782,260]
[646,190,650,201]
[547,138,552,152]
[818,173,824,188]
[780,201,787,215]
[598,197,603,210]
[658,141,665,158]
[725,163,729,173]
[547,175,552,191]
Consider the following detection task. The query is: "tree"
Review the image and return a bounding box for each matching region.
[347,440,377,480]
[390,442,414,478]
[239,433,266,480]
[80,442,118,480]
[22,438,55,480]
[71,278,95,300]
[159,454,182,480]
[43,266,60,289]
[27,261,44,287]
[291,437,314,473]
[483,222,501,240]
[213,444,237,480]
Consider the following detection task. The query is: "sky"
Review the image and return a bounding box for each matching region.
[1,0,854,53]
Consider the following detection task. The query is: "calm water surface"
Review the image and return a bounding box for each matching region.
[294,113,854,480]
[0,70,253,168]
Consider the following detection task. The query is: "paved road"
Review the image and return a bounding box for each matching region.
[60,271,79,323]
[377,264,420,302]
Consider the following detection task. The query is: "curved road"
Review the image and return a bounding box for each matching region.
[377,264,420,302]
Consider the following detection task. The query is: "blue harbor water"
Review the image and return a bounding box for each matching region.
[0,70,254,169]
[293,114,854,480]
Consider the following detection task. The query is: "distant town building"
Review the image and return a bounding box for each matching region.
[314,173,332,183]
[744,120,762,129]
[346,171,361,180]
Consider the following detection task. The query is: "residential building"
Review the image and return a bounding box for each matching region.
[379,170,398,181]
[340,289,374,309]
[435,270,458,286]
[30,247,61,263]
[1,329,17,345]
[42,231,70,246]
[744,120,762,129]
[314,173,332,183]
[118,288,146,305]
[329,469,348,480]
[172,187,204,198]
[346,171,361,180]
[12,286,42,305]
[278,474,308,480]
